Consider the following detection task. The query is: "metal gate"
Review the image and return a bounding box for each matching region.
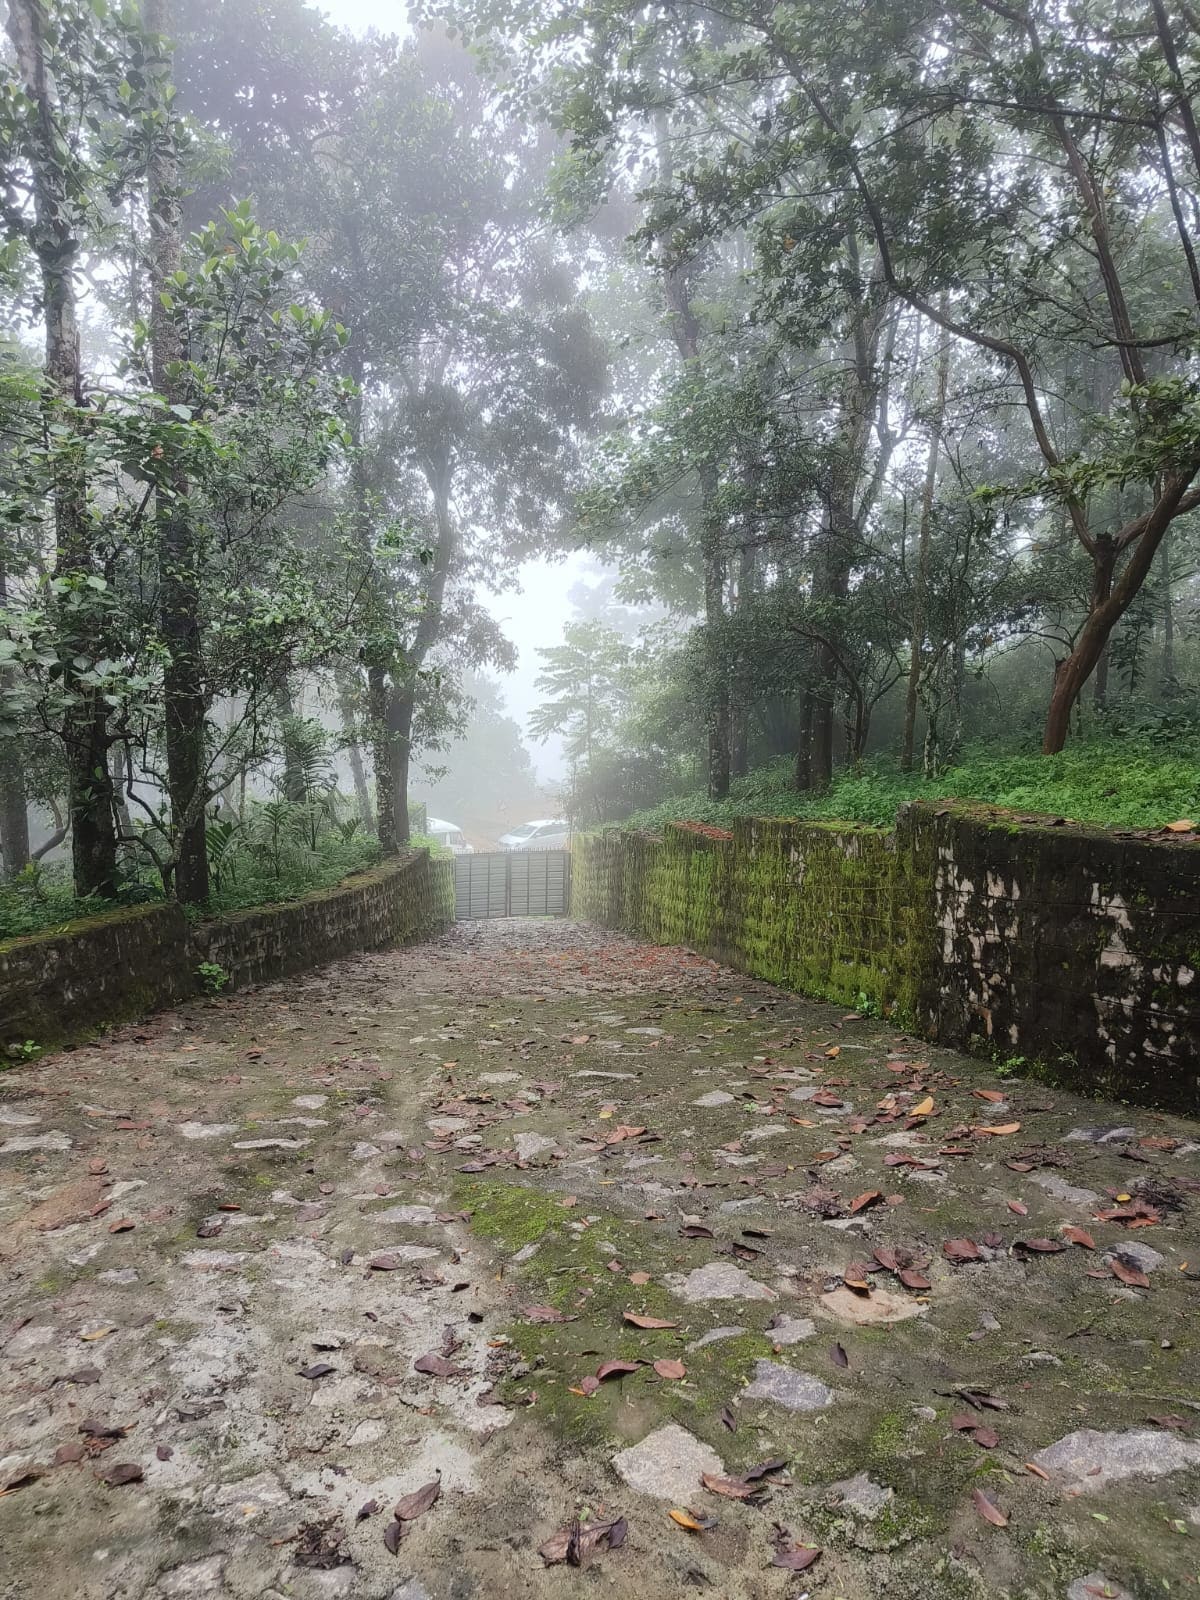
[454,850,570,919]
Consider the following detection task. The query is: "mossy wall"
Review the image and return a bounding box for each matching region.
[572,806,1200,1111]
[0,849,455,1053]
[0,902,192,1050]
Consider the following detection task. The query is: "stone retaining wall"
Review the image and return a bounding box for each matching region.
[571,806,1200,1111]
[0,850,454,1052]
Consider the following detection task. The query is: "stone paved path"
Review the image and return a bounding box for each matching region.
[2,919,1199,1600]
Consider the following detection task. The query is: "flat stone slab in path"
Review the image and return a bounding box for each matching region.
[742,1360,833,1412]
[0,917,1197,1600]
[1031,1429,1200,1491]
[669,1261,776,1302]
[611,1423,726,1501]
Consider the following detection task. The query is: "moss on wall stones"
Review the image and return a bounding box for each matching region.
[572,805,1199,1112]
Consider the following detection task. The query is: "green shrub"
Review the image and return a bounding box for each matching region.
[0,800,383,942]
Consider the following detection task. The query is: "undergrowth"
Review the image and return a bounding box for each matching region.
[620,737,1200,834]
[0,814,434,941]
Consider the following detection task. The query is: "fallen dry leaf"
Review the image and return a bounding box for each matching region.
[522,1305,577,1324]
[943,1238,983,1263]
[772,1544,821,1571]
[701,1473,759,1500]
[393,1478,441,1522]
[653,1358,686,1380]
[596,1359,642,1381]
[539,1514,627,1566]
[1109,1255,1150,1289]
[623,1312,678,1330]
[413,1353,469,1378]
[972,1487,1008,1527]
[668,1508,713,1532]
[976,1122,1021,1136]
[1062,1226,1096,1249]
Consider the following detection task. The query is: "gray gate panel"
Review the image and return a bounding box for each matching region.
[454,850,569,919]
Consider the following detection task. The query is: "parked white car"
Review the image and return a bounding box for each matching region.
[426,816,473,854]
[498,818,570,851]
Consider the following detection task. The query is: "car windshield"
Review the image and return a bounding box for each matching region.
[509,823,538,839]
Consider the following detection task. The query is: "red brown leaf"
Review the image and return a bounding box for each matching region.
[653,1358,686,1380]
[393,1478,441,1521]
[972,1487,1008,1527]
[596,1359,642,1381]
[772,1544,822,1571]
[1109,1255,1150,1288]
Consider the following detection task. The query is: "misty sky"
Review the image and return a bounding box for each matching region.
[317,0,592,787]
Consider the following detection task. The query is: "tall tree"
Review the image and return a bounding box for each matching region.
[2,0,125,896]
[144,0,208,901]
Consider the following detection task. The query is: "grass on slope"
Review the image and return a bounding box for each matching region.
[620,739,1200,834]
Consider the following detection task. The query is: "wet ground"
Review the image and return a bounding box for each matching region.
[1,918,1198,1600]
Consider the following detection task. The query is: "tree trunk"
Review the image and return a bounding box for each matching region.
[146,0,208,903]
[274,681,308,803]
[387,685,414,846]
[901,317,950,770]
[8,0,118,898]
[336,671,374,829]
[0,534,30,879]
[795,687,814,790]
[1160,531,1176,685]
[809,638,839,788]
[1092,643,1109,709]
[701,501,731,799]
[730,705,748,780]
[1044,535,1120,753]
[659,187,730,802]
[730,541,755,780]
[368,663,397,852]
[0,764,29,881]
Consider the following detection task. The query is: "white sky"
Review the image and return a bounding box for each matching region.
[317,0,590,785]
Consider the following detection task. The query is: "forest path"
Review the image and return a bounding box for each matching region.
[1,919,1198,1600]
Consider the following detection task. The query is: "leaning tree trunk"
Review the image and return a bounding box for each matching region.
[1040,462,1198,753]
[7,0,117,898]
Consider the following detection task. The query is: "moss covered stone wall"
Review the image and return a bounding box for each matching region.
[0,902,192,1050]
[572,807,1199,1110]
[0,849,455,1054]
[192,848,455,990]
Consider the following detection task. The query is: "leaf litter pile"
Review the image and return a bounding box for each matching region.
[0,918,1197,1600]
